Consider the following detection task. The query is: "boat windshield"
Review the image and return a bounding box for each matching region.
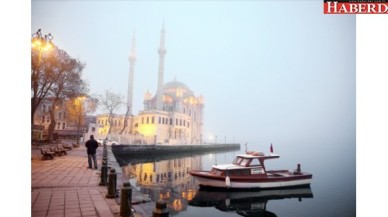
[233,156,264,167]
[240,158,250,167]
[233,157,243,165]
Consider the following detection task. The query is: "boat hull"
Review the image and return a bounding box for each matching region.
[190,171,312,189]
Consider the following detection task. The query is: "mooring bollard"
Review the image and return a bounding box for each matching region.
[152,200,169,217]
[106,168,117,198]
[99,163,108,186]
[120,181,132,217]
[103,143,107,155]
[103,147,107,157]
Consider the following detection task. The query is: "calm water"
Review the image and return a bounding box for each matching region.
[120,142,356,217]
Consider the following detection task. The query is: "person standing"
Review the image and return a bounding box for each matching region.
[85,135,99,169]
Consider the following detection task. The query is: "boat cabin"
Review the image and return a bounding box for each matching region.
[209,152,280,177]
[233,153,279,167]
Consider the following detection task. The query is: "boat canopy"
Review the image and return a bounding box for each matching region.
[237,153,280,160]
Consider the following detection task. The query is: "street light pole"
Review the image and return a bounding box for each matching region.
[31,29,54,137]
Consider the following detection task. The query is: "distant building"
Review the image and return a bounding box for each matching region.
[32,98,86,141]
[96,25,204,145]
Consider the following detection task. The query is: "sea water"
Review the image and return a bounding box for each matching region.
[120,140,355,217]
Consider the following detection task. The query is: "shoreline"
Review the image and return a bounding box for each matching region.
[111,143,241,165]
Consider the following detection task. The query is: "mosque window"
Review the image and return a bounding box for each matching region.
[152,116,154,124]
[62,122,66,130]
[158,117,161,124]
[57,122,60,129]
[58,112,62,119]
[176,119,178,125]
[187,122,190,128]
[63,112,66,119]
[183,120,185,126]
[147,117,149,124]
[170,118,173,125]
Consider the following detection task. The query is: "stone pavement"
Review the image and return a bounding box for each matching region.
[31,145,119,217]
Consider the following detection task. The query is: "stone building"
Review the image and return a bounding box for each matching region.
[96,25,204,145]
[32,98,85,141]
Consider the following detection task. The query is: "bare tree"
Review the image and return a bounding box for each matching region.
[119,106,131,134]
[31,43,59,125]
[98,90,125,135]
[45,49,88,141]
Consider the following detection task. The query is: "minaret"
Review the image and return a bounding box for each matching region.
[156,23,166,110]
[127,32,136,115]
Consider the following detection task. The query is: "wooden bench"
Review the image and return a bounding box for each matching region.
[60,143,73,151]
[40,148,55,160]
[50,146,67,156]
[57,145,68,155]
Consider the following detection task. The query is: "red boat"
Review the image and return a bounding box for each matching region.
[189,151,312,189]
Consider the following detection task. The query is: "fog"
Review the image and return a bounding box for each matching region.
[32,1,355,153]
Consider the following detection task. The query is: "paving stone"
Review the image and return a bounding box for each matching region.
[32,211,47,217]
[32,146,116,217]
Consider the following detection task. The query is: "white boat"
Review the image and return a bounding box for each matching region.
[189,151,313,189]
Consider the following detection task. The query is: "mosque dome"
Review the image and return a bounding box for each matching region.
[163,80,194,98]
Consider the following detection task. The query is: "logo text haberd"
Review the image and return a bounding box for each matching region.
[325,1,388,14]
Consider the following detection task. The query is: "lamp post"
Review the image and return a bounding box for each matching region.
[75,96,86,144]
[31,29,54,135]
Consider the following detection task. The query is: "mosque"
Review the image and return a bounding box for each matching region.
[95,25,205,145]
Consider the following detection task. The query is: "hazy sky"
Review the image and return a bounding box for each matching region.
[31,0,355,147]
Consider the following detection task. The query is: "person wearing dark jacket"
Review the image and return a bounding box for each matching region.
[85,135,99,169]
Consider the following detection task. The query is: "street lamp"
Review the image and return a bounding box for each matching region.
[31,29,54,64]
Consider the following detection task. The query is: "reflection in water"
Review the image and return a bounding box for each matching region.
[122,153,313,216]
[122,155,202,215]
[189,187,313,217]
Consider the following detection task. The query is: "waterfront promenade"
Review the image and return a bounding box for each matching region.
[31,143,155,217]
[31,145,119,217]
